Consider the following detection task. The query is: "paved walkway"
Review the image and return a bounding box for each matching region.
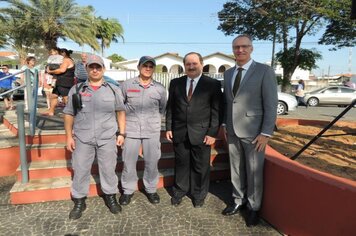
[0,176,280,236]
[0,98,281,235]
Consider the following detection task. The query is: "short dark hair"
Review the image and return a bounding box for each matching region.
[25,56,36,63]
[2,64,9,69]
[183,52,203,65]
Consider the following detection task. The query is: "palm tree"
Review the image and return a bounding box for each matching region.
[1,0,100,51]
[0,6,40,64]
[95,16,124,57]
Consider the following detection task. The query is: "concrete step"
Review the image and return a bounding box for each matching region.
[3,137,226,162]
[16,148,229,181]
[10,162,230,204]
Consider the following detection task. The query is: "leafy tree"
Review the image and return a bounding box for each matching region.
[318,0,356,49]
[0,6,40,64]
[107,53,125,63]
[276,48,322,87]
[95,17,124,57]
[217,0,355,91]
[1,0,100,52]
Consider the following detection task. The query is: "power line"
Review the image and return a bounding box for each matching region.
[59,39,322,45]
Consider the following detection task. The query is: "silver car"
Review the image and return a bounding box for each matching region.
[305,86,356,107]
[277,92,298,115]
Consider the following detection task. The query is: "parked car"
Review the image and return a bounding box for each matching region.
[277,92,298,115]
[216,78,296,115]
[304,86,356,107]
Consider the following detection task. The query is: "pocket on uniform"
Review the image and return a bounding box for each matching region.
[73,114,90,130]
[80,96,92,113]
[148,120,161,131]
[149,93,161,100]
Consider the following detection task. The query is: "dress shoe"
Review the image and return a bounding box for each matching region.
[171,196,182,206]
[69,197,87,220]
[193,199,205,208]
[119,193,133,205]
[245,210,259,227]
[146,192,160,204]
[222,203,245,216]
[104,194,121,214]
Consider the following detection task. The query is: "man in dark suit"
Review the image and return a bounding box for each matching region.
[166,52,223,208]
[222,35,278,227]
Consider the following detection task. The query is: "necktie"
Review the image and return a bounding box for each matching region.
[232,67,243,96]
[187,79,194,101]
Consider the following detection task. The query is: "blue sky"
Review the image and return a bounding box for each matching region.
[58,0,354,76]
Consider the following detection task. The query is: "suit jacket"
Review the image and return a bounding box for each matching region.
[166,74,223,145]
[223,61,278,138]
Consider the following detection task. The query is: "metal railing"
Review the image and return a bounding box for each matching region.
[291,99,356,160]
[0,69,39,183]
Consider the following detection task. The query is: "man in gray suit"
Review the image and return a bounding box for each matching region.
[221,34,278,227]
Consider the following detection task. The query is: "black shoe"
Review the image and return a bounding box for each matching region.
[119,193,133,205]
[193,199,204,208]
[104,194,121,214]
[69,197,86,220]
[246,210,259,227]
[171,196,182,206]
[222,203,245,216]
[146,192,160,204]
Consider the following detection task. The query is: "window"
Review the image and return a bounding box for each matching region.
[323,87,338,94]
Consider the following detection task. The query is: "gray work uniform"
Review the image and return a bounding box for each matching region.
[63,81,125,198]
[120,77,167,194]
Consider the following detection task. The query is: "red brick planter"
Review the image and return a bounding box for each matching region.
[261,118,356,236]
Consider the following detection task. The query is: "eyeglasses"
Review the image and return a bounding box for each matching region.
[233,45,252,50]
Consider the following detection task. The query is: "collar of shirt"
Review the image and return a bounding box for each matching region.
[134,76,155,88]
[186,73,202,95]
[232,59,253,86]
[83,79,109,90]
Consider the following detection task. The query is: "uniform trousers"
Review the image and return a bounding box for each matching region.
[227,134,265,211]
[71,136,118,198]
[172,138,211,201]
[121,135,161,194]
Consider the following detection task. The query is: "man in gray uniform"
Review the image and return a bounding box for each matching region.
[119,56,167,205]
[64,55,126,220]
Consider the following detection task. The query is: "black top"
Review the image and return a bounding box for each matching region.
[56,66,75,88]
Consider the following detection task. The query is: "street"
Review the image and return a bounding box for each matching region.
[282,105,355,122]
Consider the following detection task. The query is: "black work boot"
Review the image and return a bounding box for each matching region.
[69,197,86,220]
[104,194,122,214]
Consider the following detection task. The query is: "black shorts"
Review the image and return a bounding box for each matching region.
[0,88,12,99]
[52,86,71,97]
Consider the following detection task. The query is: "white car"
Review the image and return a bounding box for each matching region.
[304,86,356,107]
[277,92,298,115]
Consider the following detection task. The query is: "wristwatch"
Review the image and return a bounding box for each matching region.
[116,132,126,138]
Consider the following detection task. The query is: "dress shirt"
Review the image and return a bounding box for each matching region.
[231,59,253,88]
[186,73,202,96]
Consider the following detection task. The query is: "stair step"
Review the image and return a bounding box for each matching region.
[17,148,229,180]
[21,138,226,161]
[10,163,230,204]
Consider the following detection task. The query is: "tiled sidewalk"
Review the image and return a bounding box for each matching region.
[0,176,280,236]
